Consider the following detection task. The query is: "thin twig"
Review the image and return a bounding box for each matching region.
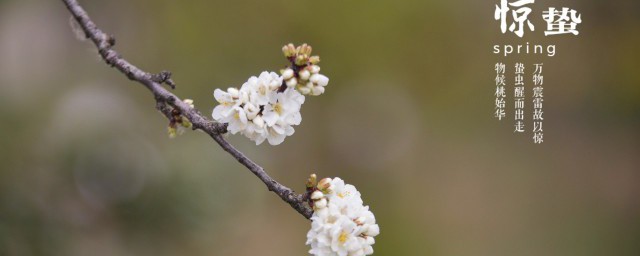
[62,0,313,219]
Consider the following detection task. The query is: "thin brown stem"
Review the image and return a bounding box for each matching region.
[62,0,313,219]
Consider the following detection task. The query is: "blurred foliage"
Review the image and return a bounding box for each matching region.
[0,0,639,255]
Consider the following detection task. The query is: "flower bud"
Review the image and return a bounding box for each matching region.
[302,81,312,88]
[365,236,375,245]
[311,86,325,96]
[317,178,332,191]
[309,56,320,65]
[298,86,311,95]
[180,117,193,128]
[310,65,321,74]
[311,191,324,200]
[310,74,329,87]
[282,68,294,80]
[314,198,327,209]
[168,126,177,138]
[285,77,298,87]
[270,78,281,87]
[306,173,317,188]
[183,99,194,108]
[295,55,307,66]
[298,43,312,56]
[282,43,296,57]
[299,69,310,81]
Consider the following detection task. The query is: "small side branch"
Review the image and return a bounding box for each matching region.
[62,0,313,219]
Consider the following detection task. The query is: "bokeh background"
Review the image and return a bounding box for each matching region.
[1,0,639,255]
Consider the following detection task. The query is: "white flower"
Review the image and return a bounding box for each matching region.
[212,88,240,120]
[222,106,248,134]
[227,87,240,98]
[241,121,267,145]
[307,177,379,256]
[265,121,295,145]
[243,102,260,120]
[252,115,265,128]
[243,71,282,105]
[262,88,305,127]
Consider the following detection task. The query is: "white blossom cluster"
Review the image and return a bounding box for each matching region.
[211,44,329,145]
[306,177,380,256]
[212,71,305,145]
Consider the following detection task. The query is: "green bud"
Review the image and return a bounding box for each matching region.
[168,126,177,138]
[306,173,317,189]
[309,56,320,65]
[282,43,296,57]
[298,43,312,56]
[295,55,307,66]
[180,117,192,129]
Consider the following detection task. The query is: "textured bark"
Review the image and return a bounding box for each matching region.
[62,0,313,219]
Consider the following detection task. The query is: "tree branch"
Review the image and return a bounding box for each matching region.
[62,0,313,219]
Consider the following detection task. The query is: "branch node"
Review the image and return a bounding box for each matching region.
[107,34,116,46]
[152,70,176,89]
[217,123,228,134]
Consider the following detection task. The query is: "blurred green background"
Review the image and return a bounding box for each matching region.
[1,0,639,255]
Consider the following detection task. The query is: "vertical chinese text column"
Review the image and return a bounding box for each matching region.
[532,63,544,143]
[495,63,507,120]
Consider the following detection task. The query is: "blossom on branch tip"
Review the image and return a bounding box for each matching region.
[306,176,380,256]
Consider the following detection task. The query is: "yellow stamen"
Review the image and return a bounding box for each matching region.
[338,191,350,198]
[338,231,348,244]
[274,103,283,115]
